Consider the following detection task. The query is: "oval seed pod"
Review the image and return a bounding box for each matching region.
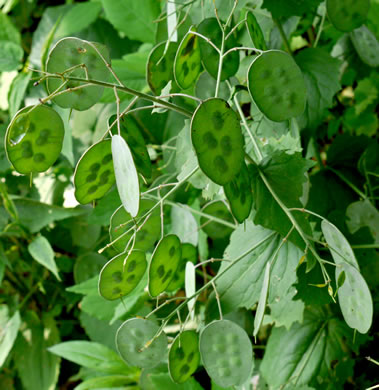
[247,50,306,122]
[147,41,179,95]
[116,318,168,368]
[148,234,182,297]
[99,250,147,300]
[74,139,115,204]
[5,105,64,174]
[245,11,267,51]
[350,25,379,68]
[168,331,200,384]
[191,98,244,185]
[224,162,253,224]
[174,28,202,89]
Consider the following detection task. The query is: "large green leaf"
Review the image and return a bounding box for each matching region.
[296,48,341,128]
[262,0,322,18]
[102,0,160,43]
[12,198,86,233]
[0,41,23,72]
[214,222,304,328]
[48,341,128,375]
[250,151,315,257]
[14,313,60,390]
[260,307,356,389]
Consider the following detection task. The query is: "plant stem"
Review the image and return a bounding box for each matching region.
[326,167,367,200]
[215,29,225,98]
[314,7,326,48]
[43,74,193,118]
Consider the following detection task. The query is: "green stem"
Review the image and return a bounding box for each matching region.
[327,167,367,200]
[215,29,225,98]
[274,18,293,57]
[314,7,326,48]
[44,74,193,118]
[351,244,379,249]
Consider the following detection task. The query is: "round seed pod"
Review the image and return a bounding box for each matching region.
[245,11,267,51]
[200,320,253,388]
[46,37,110,110]
[147,41,179,95]
[247,50,306,122]
[116,318,167,368]
[197,18,239,80]
[5,105,64,174]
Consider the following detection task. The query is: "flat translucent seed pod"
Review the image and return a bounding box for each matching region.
[166,243,197,292]
[198,18,240,80]
[200,200,234,240]
[326,0,370,32]
[99,250,147,300]
[174,28,202,89]
[168,331,200,384]
[247,50,306,122]
[108,114,152,179]
[224,162,253,224]
[191,98,244,185]
[74,139,115,204]
[350,26,379,68]
[109,200,161,253]
[148,234,182,297]
[5,105,64,174]
[200,320,253,388]
[116,318,168,368]
[46,37,110,111]
[147,41,179,95]
[246,11,267,51]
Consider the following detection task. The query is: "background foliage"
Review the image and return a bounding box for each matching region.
[0,0,378,389]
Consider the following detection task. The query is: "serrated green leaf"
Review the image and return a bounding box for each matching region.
[296,48,341,128]
[261,307,356,388]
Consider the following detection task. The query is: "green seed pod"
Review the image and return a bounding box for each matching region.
[147,41,179,95]
[174,28,202,89]
[245,11,267,51]
[116,318,168,368]
[99,250,147,300]
[168,331,200,384]
[166,243,197,292]
[5,105,64,174]
[224,162,253,224]
[46,37,110,110]
[148,234,182,297]
[191,98,244,185]
[200,320,253,388]
[198,18,239,80]
[74,139,115,204]
[247,50,306,122]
